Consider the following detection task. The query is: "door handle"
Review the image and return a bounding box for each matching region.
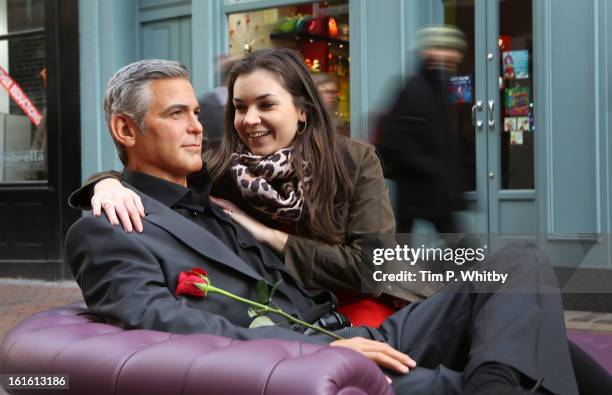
[487,100,495,129]
[471,101,483,131]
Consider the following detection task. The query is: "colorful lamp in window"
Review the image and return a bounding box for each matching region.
[328,17,338,38]
[307,18,322,35]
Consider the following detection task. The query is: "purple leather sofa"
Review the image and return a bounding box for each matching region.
[0,304,392,395]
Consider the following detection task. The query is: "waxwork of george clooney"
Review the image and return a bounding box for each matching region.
[65,57,578,395]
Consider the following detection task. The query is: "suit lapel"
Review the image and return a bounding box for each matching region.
[137,190,265,281]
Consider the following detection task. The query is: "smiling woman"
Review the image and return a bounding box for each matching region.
[207,48,353,247]
[204,49,415,322]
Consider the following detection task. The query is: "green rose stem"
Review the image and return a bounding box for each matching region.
[194,282,344,340]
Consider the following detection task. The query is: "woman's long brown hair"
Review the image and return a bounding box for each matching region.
[207,48,354,243]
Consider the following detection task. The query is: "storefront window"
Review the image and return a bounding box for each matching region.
[227,0,350,135]
[0,0,46,183]
[499,0,534,189]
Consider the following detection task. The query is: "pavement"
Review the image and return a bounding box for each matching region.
[0,279,83,343]
[0,278,610,394]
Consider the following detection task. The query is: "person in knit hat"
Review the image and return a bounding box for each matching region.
[415,25,466,71]
[376,25,469,237]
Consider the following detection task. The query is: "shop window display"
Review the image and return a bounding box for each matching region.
[228,0,350,136]
[0,0,47,183]
[498,0,534,189]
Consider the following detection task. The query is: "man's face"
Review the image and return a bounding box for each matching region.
[128,78,203,185]
[318,81,339,113]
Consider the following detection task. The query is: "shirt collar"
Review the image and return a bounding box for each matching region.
[122,170,190,208]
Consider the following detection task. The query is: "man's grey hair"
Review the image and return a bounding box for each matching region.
[103,59,189,164]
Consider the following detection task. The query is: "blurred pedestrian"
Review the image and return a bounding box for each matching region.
[311,72,348,136]
[376,25,468,235]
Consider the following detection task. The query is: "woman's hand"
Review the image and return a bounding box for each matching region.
[209,196,288,253]
[91,178,145,233]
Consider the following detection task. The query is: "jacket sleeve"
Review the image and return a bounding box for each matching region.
[68,170,122,209]
[65,214,329,344]
[281,143,396,294]
[376,83,447,179]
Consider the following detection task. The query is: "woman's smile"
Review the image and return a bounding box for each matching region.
[246,130,271,139]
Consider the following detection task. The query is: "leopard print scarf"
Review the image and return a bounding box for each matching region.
[230,146,308,225]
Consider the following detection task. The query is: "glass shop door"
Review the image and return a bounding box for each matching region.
[444,0,535,242]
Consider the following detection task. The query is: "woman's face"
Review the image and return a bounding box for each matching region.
[232,69,306,156]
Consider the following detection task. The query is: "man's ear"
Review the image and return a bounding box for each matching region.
[110,114,140,149]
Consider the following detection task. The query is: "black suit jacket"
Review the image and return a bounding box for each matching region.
[65,183,335,343]
[377,68,467,220]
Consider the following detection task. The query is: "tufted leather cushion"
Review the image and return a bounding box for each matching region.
[0,304,392,395]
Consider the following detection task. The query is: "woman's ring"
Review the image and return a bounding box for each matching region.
[101,199,115,207]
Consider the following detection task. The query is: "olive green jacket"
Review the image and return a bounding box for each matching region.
[281,139,396,292]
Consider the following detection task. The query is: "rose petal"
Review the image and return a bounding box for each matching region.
[191,267,207,277]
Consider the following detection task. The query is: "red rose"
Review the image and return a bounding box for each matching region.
[176,268,209,297]
[173,266,342,339]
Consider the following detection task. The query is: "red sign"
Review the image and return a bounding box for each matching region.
[0,66,43,127]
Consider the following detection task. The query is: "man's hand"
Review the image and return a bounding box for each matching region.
[91,178,145,233]
[330,337,415,374]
